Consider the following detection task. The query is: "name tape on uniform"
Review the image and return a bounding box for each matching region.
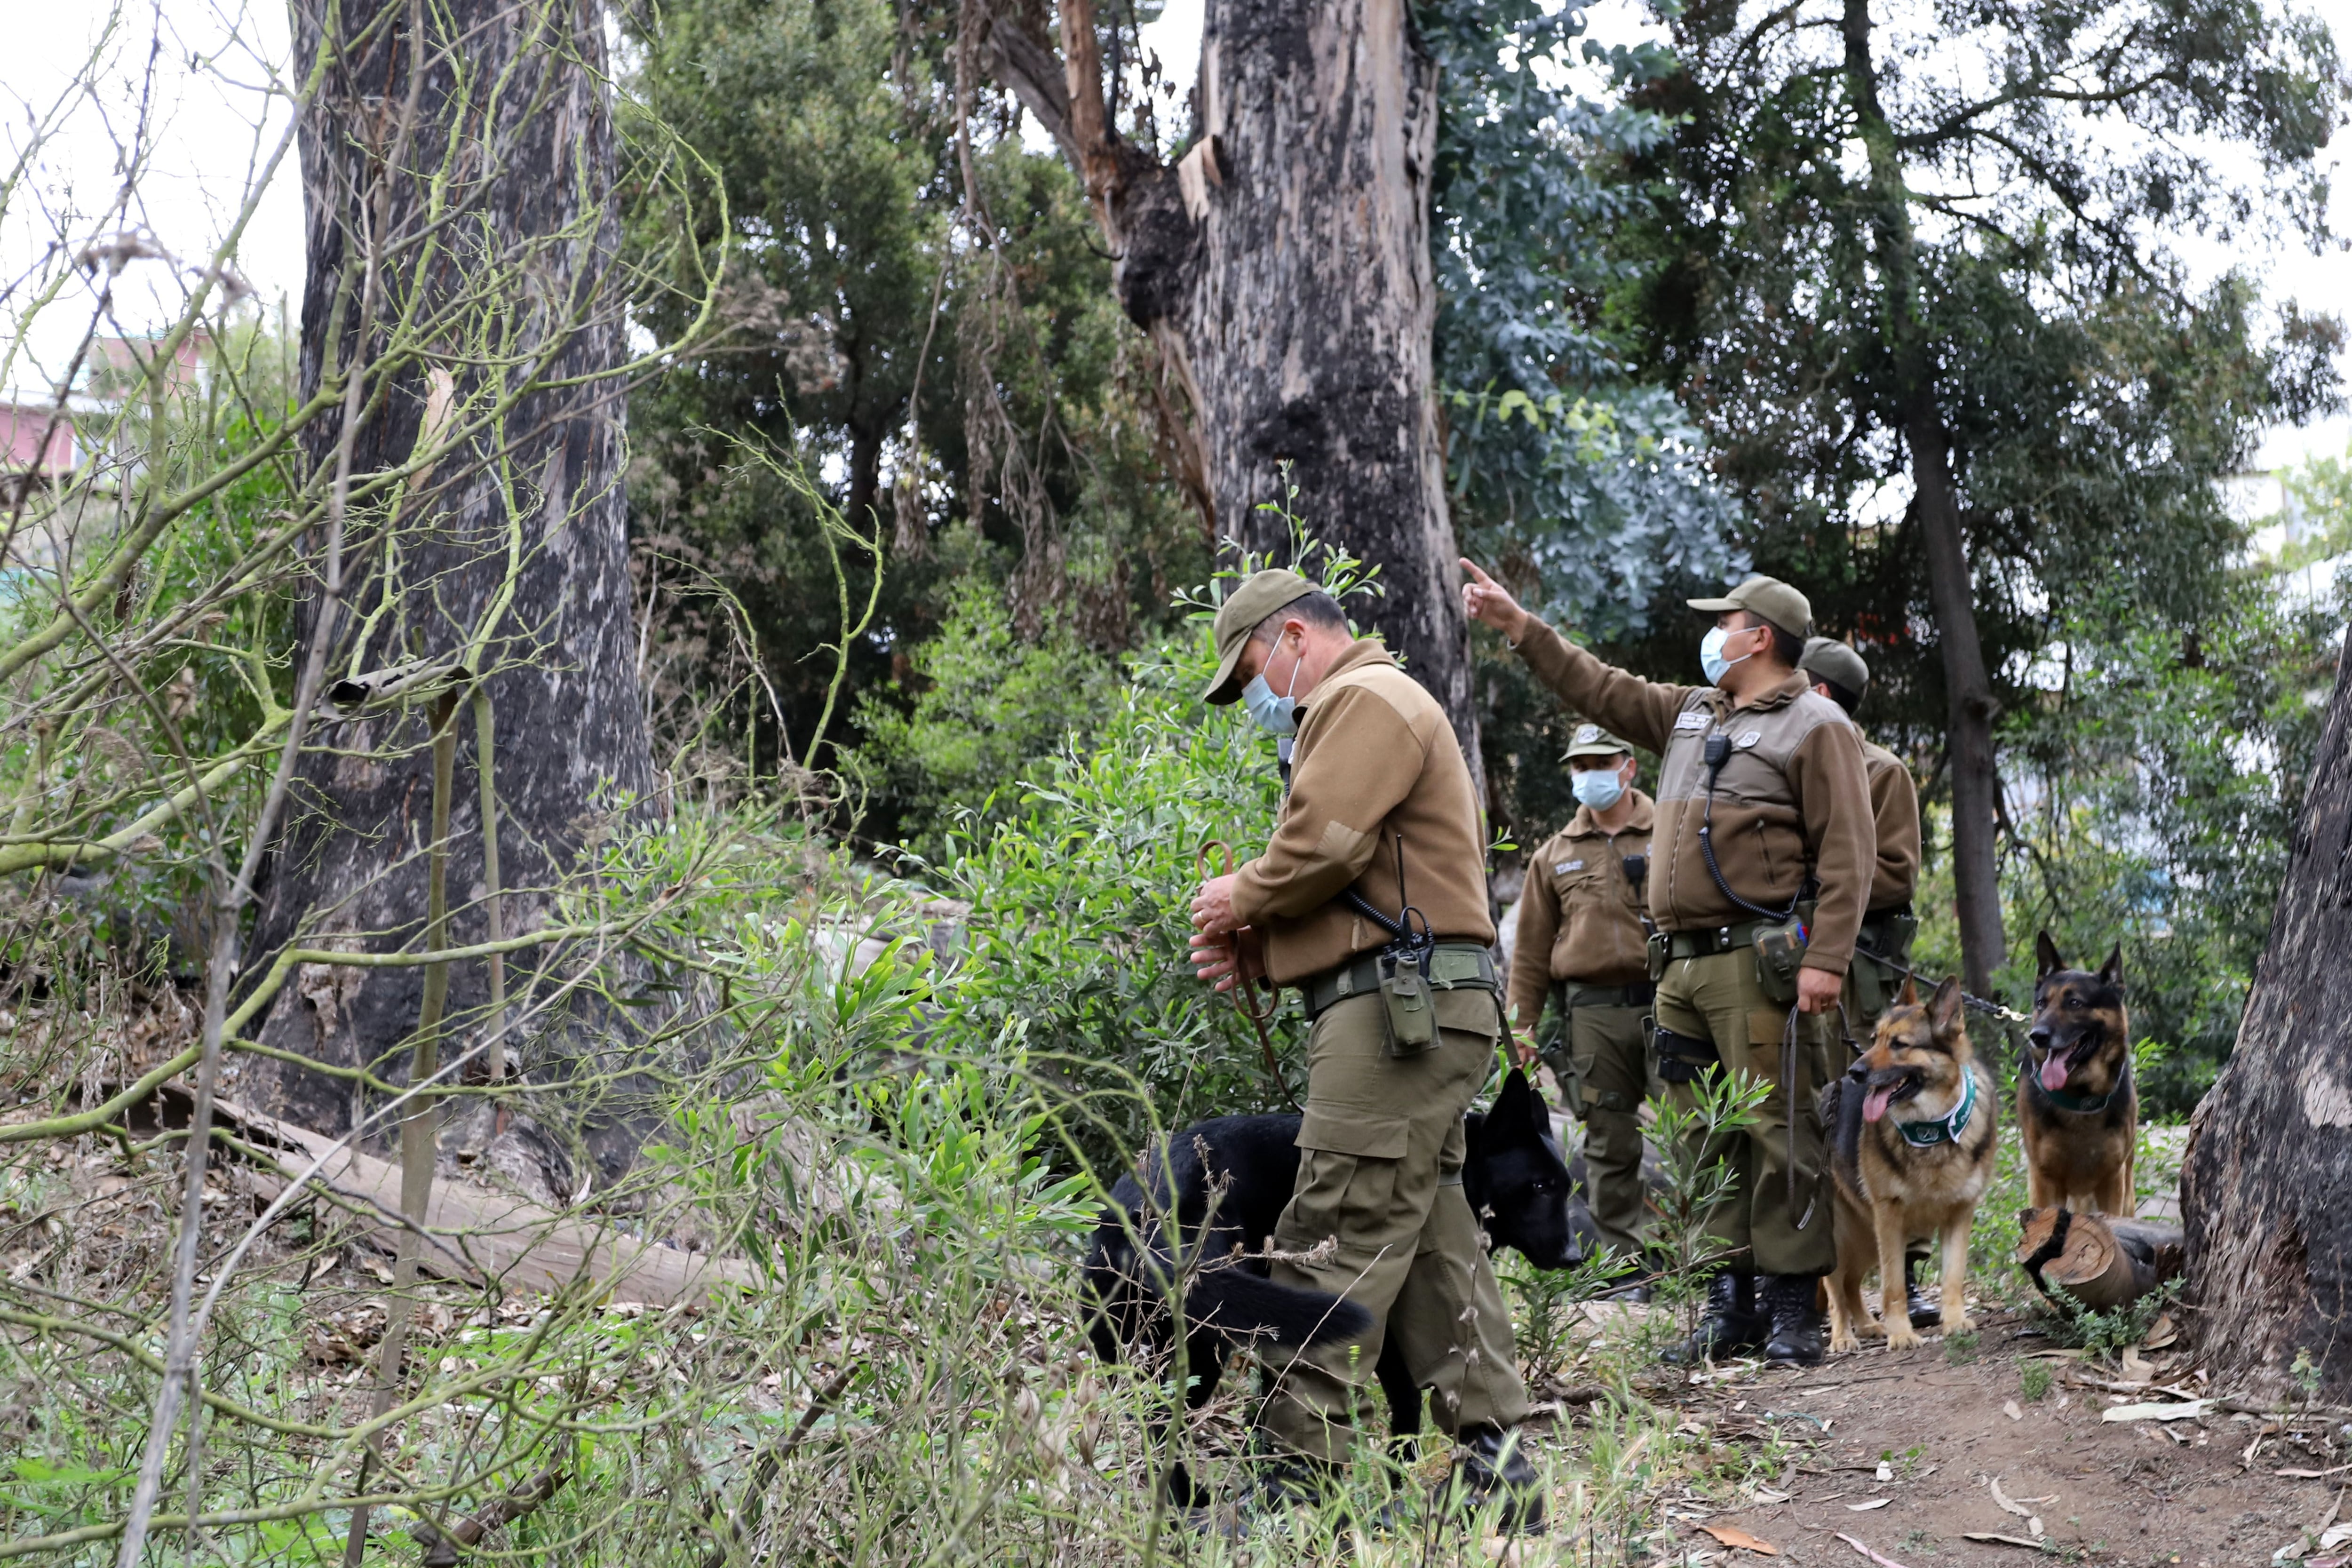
[1674,711,1710,732]
[1556,859,1584,874]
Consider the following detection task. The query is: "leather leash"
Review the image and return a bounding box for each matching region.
[1198,840,1303,1114]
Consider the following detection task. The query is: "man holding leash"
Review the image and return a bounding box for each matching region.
[1188,568,1542,1530]
[1460,562,1873,1367]
[1508,725,1657,1292]
[1799,636,1935,1324]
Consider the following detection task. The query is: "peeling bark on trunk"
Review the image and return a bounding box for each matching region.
[993,0,1480,779]
[246,0,656,1178]
[2183,644,2352,1394]
[1843,0,2005,1001]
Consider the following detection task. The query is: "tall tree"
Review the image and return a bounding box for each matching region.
[1609,0,2343,1000]
[2183,646,2352,1392]
[245,0,658,1168]
[987,0,1483,767]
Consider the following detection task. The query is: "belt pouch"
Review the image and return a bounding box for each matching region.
[1380,952,1437,1057]
[1645,930,1670,982]
[1752,920,1806,1004]
[1649,1019,1721,1084]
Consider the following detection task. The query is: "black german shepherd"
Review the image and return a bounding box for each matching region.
[1080,1069,1580,1504]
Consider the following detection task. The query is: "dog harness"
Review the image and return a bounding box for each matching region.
[1892,1066,1979,1149]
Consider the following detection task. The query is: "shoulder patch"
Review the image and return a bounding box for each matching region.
[1674,711,1710,732]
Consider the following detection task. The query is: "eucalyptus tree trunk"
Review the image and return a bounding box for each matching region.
[1840,0,2006,1002]
[245,0,655,1176]
[2181,645,2352,1394]
[989,0,1479,778]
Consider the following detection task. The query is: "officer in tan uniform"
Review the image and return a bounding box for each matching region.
[1508,725,1655,1287]
[1798,636,1936,1324]
[1188,568,1541,1529]
[1461,561,1874,1367]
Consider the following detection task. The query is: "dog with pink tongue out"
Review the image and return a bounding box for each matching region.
[2017,932,2138,1217]
[1822,976,2000,1353]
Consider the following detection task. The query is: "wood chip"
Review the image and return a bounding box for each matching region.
[1846,1498,1891,1511]
[1963,1533,2050,1550]
[2102,1398,2213,1422]
[1987,1477,2034,1518]
[1696,1522,1779,1554]
[2001,1399,2023,1421]
[1835,1534,1914,1568]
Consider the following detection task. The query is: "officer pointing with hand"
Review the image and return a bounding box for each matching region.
[1461,560,1874,1367]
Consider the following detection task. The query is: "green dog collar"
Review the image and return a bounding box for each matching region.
[1893,1066,1979,1149]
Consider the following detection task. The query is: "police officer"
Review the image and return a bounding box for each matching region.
[1188,568,1541,1529]
[1508,725,1655,1290]
[1798,636,1934,1324]
[1460,561,1874,1367]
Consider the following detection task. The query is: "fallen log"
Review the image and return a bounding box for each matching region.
[2015,1205,2183,1313]
[212,1096,758,1306]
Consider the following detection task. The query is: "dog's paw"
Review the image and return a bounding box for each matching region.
[1830,1327,1861,1354]
[1943,1310,1976,1337]
[1885,1323,1923,1352]
[1853,1320,1886,1341]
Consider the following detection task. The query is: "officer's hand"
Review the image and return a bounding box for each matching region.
[1191,872,1241,937]
[1795,966,1843,1014]
[1512,1032,1543,1068]
[1189,927,1264,991]
[1458,558,1529,641]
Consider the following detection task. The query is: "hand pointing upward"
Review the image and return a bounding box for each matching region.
[1460,558,1531,642]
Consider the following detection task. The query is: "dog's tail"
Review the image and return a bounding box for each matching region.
[1184,1261,1372,1347]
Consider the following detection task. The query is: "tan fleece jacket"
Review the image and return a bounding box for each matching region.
[1508,792,1655,1028]
[1232,639,1496,985]
[1856,733,1921,915]
[1512,618,1874,976]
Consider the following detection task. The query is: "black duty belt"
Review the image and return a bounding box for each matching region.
[1562,982,1655,1009]
[1663,920,1780,959]
[1302,942,1496,1021]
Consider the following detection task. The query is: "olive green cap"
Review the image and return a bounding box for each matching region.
[1201,568,1317,704]
[1562,723,1634,762]
[1686,573,1814,640]
[1799,637,1870,697]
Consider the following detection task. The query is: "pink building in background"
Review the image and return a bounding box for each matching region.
[0,402,76,494]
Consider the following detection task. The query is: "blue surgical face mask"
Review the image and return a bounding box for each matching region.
[1572,766,1626,811]
[1241,637,1304,736]
[1700,624,1753,686]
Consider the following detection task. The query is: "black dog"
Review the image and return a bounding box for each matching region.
[1080,1069,1578,1504]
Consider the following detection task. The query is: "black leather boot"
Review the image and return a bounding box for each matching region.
[1447,1424,1547,1535]
[1661,1271,1767,1364]
[1760,1274,1827,1365]
[1904,1254,1941,1330]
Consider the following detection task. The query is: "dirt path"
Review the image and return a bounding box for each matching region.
[1650,1308,2349,1567]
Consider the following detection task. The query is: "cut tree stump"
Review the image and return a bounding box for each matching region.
[2016,1205,2184,1312]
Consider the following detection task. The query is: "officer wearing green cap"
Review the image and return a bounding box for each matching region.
[1459,561,1874,1367]
[1508,724,1656,1289]
[1188,568,1541,1528]
[1798,635,1935,1324]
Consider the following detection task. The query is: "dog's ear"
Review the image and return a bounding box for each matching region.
[1899,974,1919,1008]
[1929,976,1965,1035]
[2098,944,2125,993]
[1492,1068,1543,1141]
[2035,931,2065,977]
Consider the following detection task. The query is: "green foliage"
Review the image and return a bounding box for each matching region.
[855,570,1124,861]
[2050,1280,2182,1363]
[2020,1361,2054,1401]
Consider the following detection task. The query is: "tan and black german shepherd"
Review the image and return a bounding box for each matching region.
[2019,932,2137,1214]
[1823,977,1998,1353]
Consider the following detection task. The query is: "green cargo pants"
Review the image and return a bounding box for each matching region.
[1542,998,1649,1261]
[1261,987,1532,1463]
[1653,949,1837,1278]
